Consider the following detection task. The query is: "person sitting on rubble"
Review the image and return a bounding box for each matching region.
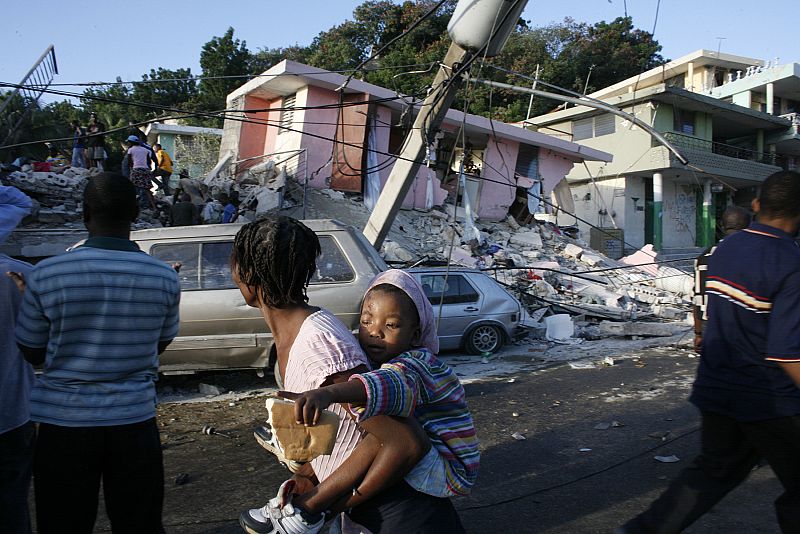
[201,196,224,224]
[244,269,479,534]
[232,216,464,534]
[125,135,157,210]
[221,193,239,224]
[169,193,198,227]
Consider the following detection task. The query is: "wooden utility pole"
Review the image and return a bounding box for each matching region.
[362,43,470,248]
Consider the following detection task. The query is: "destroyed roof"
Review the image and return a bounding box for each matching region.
[226,60,612,164]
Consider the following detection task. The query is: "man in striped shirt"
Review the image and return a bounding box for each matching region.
[16,173,180,534]
[621,170,800,534]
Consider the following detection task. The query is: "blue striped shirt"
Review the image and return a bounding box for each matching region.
[16,237,180,427]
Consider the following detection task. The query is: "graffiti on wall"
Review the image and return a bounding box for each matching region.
[664,185,695,234]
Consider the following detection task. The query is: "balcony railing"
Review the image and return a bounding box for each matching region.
[662,131,787,168]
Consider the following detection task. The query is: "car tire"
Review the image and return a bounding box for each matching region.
[465,324,504,355]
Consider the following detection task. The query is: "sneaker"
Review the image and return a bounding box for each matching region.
[254,424,305,474]
[239,481,324,534]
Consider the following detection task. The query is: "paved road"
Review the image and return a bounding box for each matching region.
[78,344,783,533]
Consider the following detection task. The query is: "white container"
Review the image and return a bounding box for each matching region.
[447,0,528,57]
[544,314,574,342]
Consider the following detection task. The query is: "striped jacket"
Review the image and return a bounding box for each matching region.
[349,348,480,495]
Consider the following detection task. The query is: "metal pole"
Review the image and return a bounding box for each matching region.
[469,76,689,166]
[363,43,471,248]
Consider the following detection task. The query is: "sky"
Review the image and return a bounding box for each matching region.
[1,0,796,104]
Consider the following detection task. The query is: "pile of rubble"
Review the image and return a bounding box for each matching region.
[2,160,693,336]
[1,165,168,230]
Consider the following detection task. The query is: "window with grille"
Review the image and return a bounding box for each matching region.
[279,94,296,134]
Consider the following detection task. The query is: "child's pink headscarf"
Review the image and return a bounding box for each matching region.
[366,269,439,354]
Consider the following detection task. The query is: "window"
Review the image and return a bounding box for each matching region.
[151,235,354,291]
[279,94,296,134]
[151,242,236,291]
[309,236,355,283]
[673,107,696,135]
[572,115,615,141]
[594,114,615,137]
[572,118,593,141]
[201,242,234,289]
[420,274,479,305]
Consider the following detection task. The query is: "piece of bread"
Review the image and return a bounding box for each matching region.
[265,398,340,462]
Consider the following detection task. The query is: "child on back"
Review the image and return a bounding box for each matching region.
[242,269,479,533]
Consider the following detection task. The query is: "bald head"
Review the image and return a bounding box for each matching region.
[721,206,751,236]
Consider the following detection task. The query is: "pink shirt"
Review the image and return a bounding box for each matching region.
[284,309,368,482]
[127,145,151,169]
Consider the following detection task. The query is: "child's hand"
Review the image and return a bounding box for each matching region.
[278,389,334,426]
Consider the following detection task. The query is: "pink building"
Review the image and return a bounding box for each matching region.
[220,61,611,222]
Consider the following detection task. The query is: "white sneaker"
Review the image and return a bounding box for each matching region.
[239,480,324,534]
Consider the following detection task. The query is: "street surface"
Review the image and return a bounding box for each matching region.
[71,341,784,533]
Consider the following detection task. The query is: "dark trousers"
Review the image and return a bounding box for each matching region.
[34,418,165,534]
[151,169,171,194]
[347,480,465,533]
[623,411,800,534]
[0,421,35,534]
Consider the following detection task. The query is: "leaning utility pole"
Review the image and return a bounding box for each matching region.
[363,0,528,249]
[362,43,470,248]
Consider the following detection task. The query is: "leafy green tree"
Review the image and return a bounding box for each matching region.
[195,27,252,121]
[132,67,197,117]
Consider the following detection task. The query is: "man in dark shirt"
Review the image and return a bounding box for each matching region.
[621,170,800,534]
[169,193,198,226]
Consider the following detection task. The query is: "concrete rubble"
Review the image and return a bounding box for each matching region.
[2,163,694,345]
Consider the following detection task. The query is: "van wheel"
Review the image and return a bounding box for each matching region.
[465,324,503,355]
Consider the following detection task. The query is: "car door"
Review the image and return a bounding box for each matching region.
[150,239,267,370]
[418,273,483,351]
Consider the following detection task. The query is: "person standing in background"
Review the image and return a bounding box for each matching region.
[152,143,173,195]
[0,186,35,534]
[86,113,106,170]
[69,120,86,168]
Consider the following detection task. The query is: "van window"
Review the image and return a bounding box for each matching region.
[420,274,479,305]
[311,236,354,283]
[151,243,201,290]
[151,242,236,291]
[201,242,235,289]
[151,235,353,291]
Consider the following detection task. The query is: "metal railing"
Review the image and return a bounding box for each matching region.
[0,45,58,149]
[662,131,787,168]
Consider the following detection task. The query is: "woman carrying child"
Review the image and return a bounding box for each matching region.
[232,217,469,534]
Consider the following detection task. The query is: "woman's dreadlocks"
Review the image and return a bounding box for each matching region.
[232,215,321,308]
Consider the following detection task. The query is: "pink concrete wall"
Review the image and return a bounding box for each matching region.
[539,149,576,193]
[478,137,519,221]
[263,98,282,155]
[300,86,340,188]
[239,96,270,165]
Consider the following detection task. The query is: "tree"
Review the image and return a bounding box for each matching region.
[195,27,253,121]
[132,67,197,117]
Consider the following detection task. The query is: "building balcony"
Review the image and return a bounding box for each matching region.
[650,132,784,181]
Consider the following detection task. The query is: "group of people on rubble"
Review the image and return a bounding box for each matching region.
[1,169,799,534]
[68,113,107,170]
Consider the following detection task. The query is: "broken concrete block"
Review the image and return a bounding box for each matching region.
[382,241,415,263]
[598,321,682,337]
[448,246,478,268]
[509,230,542,250]
[562,243,583,258]
[580,252,603,266]
[198,383,225,396]
[255,187,282,214]
[505,215,521,231]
